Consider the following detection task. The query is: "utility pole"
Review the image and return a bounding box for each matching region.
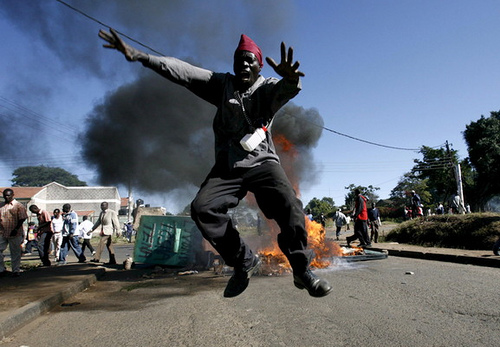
[127,183,133,222]
[446,141,465,213]
[454,162,465,213]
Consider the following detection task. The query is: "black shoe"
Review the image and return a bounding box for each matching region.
[107,255,117,265]
[90,259,100,263]
[293,269,333,298]
[346,237,353,247]
[223,255,261,298]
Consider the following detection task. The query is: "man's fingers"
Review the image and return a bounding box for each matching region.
[287,46,294,64]
[266,56,278,69]
[98,30,112,42]
[98,29,107,39]
[98,30,117,49]
[268,42,305,78]
[110,28,120,39]
[98,28,124,46]
[280,42,286,63]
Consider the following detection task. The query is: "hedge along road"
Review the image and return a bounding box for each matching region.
[1,255,499,347]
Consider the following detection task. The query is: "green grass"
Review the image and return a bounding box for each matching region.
[385,212,500,250]
[4,259,43,271]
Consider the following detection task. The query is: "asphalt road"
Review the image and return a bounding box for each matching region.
[1,256,499,347]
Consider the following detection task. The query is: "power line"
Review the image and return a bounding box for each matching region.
[281,111,428,151]
[321,125,421,151]
[0,96,76,143]
[55,0,165,56]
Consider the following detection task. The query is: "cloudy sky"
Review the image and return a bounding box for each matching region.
[1,1,499,212]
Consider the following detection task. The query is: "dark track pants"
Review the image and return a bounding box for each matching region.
[347,219,369,245]
[191,161,312,274]
[36,232,53,266]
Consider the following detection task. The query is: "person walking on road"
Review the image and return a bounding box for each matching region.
[333,209,347,240]
[24,222,38,255]
[28,205,53,266]
[346,189,371,247]
[123,221,134,243]
[368,202,381,243]
[78,215,96,257]
[90,202,120,265]
[51,208,64,263]
[60,204,86,264]
[0,189,28,277]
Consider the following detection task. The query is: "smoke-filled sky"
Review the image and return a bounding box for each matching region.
[1,0,500,212]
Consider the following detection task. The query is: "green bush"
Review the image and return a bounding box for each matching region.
[378,206,405,221]
[385,213,500,249]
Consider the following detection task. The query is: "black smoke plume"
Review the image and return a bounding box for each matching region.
[81,72,215,192]
[273,104,324,190]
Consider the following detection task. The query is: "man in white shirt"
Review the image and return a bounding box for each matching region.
[51,208,64,263]
[333,209,347,241]
[78,216,95,257]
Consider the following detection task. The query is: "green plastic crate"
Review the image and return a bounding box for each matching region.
[133,215,203,267]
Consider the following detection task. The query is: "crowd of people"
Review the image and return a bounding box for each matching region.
[404,190,471,220]
[0,188,129,278]
[305,188,476,249]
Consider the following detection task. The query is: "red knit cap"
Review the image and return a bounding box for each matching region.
[235,34,263,67]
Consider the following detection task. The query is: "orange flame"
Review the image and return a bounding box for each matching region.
[306,218,341,268]
[258,218,347,272]
[274,133,296,153]
[252,132,364,274]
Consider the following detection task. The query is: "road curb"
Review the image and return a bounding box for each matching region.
[0,268,106,339]
[372,248,500,268]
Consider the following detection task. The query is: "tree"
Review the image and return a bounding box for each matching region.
[390,173,431,207]
[344,184,380,210]
[305,197,335,218]
[11,166,87,187]
[463,111,500,206]
[412,145,458,206]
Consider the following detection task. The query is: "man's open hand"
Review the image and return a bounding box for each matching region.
[266,42,305,81]
[98,28,145,62]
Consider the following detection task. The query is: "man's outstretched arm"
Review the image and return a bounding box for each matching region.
[98,28,149,62]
